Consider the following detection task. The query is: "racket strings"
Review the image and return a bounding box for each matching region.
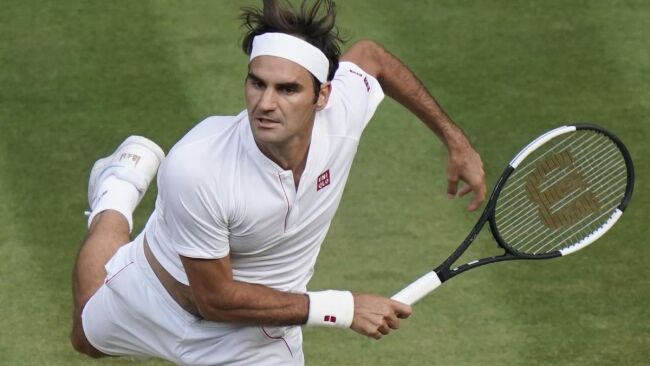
[510,167,625,253]
[496,136,614,232]
[498,152,625,237]
[504,147,625,253]
[516,192,623,254]
[512,189,623,252]
[494,130,627,255]
[495,138,608,222]
[498,132,618,223]
[498,133,602,209]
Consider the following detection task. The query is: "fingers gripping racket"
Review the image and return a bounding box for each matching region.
[392,124,634,305]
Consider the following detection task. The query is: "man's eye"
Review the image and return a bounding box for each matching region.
[281,87,296,94]
[248,78,264,89]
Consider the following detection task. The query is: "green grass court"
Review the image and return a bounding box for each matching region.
[1,1,649,365]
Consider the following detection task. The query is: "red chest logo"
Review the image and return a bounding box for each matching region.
[317,170,330,191]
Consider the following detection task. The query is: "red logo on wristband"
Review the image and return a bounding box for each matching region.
[324,315,337,323]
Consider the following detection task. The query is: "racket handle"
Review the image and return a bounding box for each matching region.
[391,271,442,305]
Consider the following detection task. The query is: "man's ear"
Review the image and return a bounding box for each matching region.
[315,82,332,111]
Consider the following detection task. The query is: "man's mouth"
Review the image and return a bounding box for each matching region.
[256,117,280,128]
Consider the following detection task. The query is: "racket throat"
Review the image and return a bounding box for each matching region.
[438,254,520,281]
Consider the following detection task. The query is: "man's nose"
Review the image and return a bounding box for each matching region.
[258,88,277,111]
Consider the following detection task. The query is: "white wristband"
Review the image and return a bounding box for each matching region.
[306,290,354,328]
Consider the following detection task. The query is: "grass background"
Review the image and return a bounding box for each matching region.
[1,0,648,364]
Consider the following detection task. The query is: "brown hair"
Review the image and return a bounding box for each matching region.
[240,0,344,82]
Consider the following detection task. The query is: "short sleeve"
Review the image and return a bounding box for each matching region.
[158,149,230,259]
[326,61,385,137]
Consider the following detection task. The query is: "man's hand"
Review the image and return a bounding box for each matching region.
[446,139,486,212]
[350,293,412,340]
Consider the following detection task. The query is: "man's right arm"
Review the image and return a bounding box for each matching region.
[180,254,309,326]
[180,254,412,339]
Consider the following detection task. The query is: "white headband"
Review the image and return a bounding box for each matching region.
[250,32,329,83]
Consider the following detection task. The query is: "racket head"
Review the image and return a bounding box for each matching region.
[489,124,634,258]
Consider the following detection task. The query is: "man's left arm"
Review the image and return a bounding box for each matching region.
[341,40,486,211]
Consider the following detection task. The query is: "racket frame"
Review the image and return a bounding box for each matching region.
[392,124,634,305]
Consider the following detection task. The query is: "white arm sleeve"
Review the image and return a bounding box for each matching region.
[159,149,230,259]
[328,61,384,137]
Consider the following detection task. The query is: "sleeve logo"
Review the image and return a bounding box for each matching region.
[348,69,371,92]
[363,76,370,92]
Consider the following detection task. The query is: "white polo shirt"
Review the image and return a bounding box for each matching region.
[144,61,384,292]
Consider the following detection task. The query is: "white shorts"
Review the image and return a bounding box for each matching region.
[82,233,304,365]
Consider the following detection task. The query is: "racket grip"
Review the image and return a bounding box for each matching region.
[391,271,442,305]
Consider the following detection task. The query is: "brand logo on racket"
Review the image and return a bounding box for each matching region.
[525,150,600,229]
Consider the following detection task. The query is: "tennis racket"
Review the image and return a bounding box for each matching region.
[392,124,634,305]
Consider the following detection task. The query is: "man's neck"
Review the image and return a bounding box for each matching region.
[256,136,311,188]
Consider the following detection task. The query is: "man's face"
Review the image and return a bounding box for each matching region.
[245,55,329,147]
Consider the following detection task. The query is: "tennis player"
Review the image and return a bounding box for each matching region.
[70,0,486,364]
